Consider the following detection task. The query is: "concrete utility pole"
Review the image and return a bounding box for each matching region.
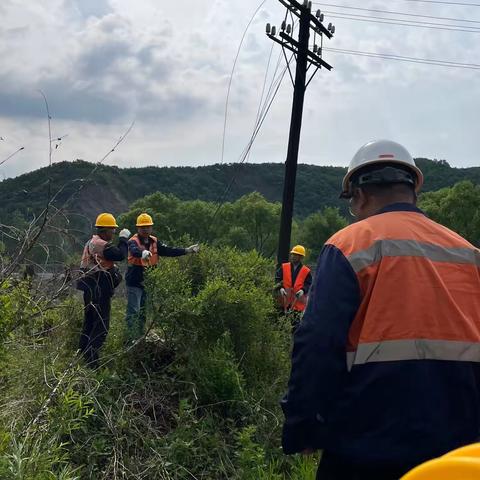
[266,0,334,266]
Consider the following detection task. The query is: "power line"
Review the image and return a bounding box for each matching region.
[210,65,289,219]
[323,11,480,32]
[313,2,480,24]
[212,18,301,218]
[213,6,298,223]
[211,56,293,220]
[0,147,25,168]
[325,9,480,29]
[220,0,268,166]
[246,44,279,163]
[324,46,480,69]
[390,0,480,6]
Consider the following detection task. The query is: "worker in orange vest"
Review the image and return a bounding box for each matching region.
[281,140,480,480]
[125,213,199,340]
[77,213,131,368]
[275,245,312,318]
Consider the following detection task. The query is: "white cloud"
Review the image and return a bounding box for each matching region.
[0,0,479,179]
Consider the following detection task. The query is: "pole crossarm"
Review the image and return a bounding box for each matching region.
[279,32,333,70]
[267,33,297,56]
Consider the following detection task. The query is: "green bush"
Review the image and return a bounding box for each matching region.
[0,245,314,479]
[191,335,246,410]
[145,246,290,399]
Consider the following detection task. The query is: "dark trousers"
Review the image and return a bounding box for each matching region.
[79,286,112,368]
[316,452,411,480]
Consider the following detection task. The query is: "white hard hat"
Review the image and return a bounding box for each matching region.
[341,140,424,198]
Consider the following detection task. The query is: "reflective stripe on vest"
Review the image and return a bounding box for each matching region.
[346,338,480,370]
[80,235,114,270]
[326,210,480,369]
[282,263,310,312]
[347,239,480,273]
[128,234,159,267]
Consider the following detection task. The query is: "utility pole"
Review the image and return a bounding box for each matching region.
[266,0,334,266]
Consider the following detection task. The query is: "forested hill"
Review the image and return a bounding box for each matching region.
[0,158,478,220]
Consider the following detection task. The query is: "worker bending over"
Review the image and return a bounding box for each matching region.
[125,213,199,340]
[77,213,131,368]
[281,140,480,480]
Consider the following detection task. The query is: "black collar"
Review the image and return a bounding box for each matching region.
[375,202,425,216]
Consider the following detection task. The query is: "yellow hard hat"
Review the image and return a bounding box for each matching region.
[95,213,118,228]
[444,443,480,459]
[136,213,154,227]
[401,457,480,480]
[290,245,306,257]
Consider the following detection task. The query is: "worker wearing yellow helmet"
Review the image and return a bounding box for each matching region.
[125,212,200,340]
[281,140,480,479]
[77,213,131,368]
[275,245,312,327]
[401,442,480,479]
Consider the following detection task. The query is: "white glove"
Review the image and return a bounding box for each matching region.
[119,228,131,239]
[186,244,200,254]
[296,289,305,299]
[280,288,287,297]
[142,250,152,260]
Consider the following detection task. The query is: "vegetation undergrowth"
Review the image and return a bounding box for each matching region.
[0,246,319,479]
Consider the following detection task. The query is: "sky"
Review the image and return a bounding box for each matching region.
[0,0,479,179]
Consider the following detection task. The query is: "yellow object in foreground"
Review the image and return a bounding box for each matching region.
[401,443,480,480]
[443,443,480,459]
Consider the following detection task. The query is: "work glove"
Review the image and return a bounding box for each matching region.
[119,228,131,239]
[142,250,152,260]
[280,288,287,297]
[186,244,200,254]
[295,289,305,299]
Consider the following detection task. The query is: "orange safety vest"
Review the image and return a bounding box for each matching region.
[80,235,114,271]
[282,262,311,312]
[327,210,480,371]
[128,234,159,267]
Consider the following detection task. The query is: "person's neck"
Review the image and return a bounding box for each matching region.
[370,198,415,216]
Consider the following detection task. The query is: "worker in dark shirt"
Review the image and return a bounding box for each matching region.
[125,213,199,340]
[282,140,480,479]
[77,213,130,368]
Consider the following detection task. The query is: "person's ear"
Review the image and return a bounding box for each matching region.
[355,187,369,210]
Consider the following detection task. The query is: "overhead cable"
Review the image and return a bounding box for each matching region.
[313,2,480,24]
[324,46,480,69]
